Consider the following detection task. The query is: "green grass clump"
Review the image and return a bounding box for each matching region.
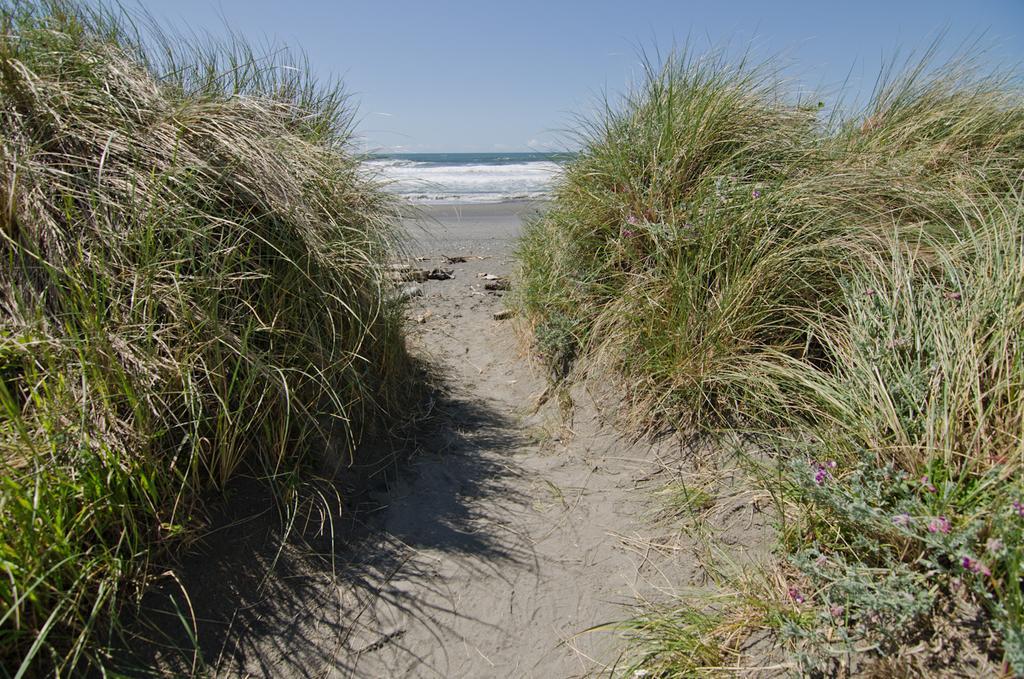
[0,1,413,673]
[517,49,823,423]
[517,45,1024,673]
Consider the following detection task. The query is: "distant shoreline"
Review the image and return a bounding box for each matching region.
[398,198,549,219]
[368,151,576,160]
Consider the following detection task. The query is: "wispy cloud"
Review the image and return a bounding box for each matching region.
[526,137,562,151]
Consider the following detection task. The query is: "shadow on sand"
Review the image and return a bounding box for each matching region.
[113,382,531,677]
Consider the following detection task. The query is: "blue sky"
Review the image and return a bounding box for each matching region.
[137,0,1024,153]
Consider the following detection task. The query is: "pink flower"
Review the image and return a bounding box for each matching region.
[752,189,761,199]
[788,587,805,604]
[920,476,937,493]
[622,229,637,238]
[627,214,640,225]
[927,516,951,534]
[1013,500,1024,517]
[865,288,877,298]
[986,537,1005,554]
[829,605,845,618]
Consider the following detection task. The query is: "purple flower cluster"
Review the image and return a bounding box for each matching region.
[919,475,937,493]
[962,556,992,577]
[1013,500,1024,517]
[927,516,951,534]
[811,459,836,485]
[788,587,805,604]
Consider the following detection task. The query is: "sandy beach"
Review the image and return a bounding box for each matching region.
[399,200,545,249]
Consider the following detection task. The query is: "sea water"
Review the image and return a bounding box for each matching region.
[365,152,570,203]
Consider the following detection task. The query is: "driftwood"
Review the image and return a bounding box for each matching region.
[427,268,455,280]
[388,267,455,282]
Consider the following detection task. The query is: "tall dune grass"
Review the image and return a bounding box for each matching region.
[517,46,1024,672]
[0,1,413,673]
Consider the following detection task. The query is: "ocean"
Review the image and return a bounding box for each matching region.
[365,152,571,204]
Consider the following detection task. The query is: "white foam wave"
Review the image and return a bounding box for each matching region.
[367,158,418,168]
[365,159,561,203]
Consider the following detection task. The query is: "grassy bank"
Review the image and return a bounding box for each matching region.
[517,47,1024,674]
[0,1,413,673]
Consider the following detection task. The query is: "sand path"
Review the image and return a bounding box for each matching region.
[127,203,695,678]
[335,203,676,677]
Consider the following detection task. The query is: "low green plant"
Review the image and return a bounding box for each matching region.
[759,200,1024,673]
[659,482,716,519]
